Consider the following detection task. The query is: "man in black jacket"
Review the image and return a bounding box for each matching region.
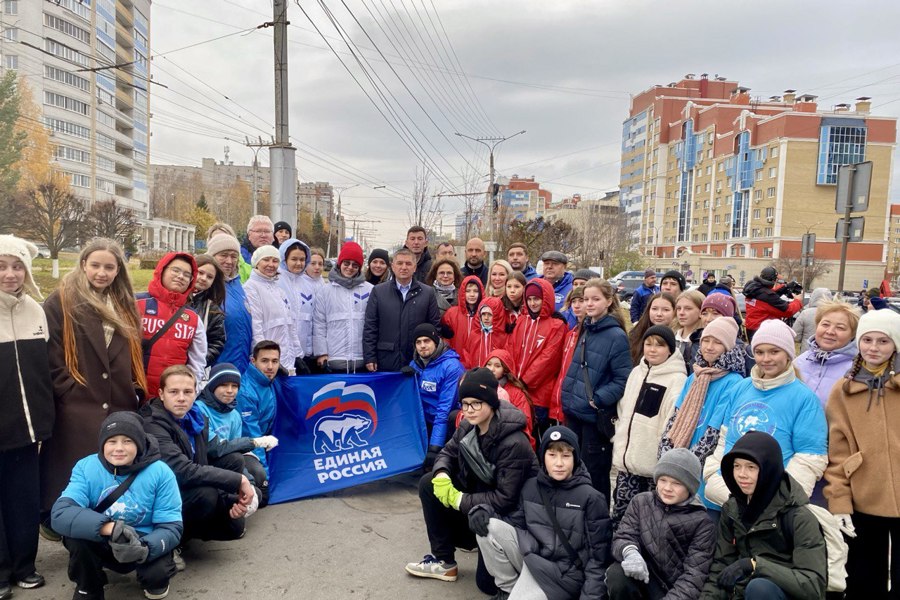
[461,237,489,285]
[141,366,256,548]
[404,225,433,282]
[363,249,440,372]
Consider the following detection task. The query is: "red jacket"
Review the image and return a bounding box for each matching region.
[466,296,508,369]
[137,253,199,398]
[743,280,803,332]
[550,327,579,423]
[509,278,566,411]
[441,275,484,366]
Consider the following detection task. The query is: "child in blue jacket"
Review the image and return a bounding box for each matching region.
[51,412,182,600]
[406,323,465,469]
[237,341,281,504]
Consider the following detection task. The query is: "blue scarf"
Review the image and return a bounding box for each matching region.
[177,404,206,455]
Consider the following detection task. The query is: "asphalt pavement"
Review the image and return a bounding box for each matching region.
[28,472,482,600]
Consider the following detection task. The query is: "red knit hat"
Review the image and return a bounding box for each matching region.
[337,241,364,267]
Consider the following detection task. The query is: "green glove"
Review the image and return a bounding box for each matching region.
[432,474,464,510]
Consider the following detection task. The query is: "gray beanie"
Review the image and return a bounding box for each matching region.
[653,448,702,497]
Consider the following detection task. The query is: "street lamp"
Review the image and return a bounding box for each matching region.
[327,184,358,258]
[454,130,526,240]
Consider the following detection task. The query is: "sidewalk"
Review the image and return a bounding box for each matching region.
[30,473,481,600]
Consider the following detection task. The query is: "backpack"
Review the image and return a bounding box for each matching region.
[781,504,848,593]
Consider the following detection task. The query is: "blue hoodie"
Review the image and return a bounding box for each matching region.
[237,363,278,473]
[410,342,465,447]
[216,275,253,373]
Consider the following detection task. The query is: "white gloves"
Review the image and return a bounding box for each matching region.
[245,487,260,518]
[253,436,279,450]
[835,513,857,538]
[622,545,649,583]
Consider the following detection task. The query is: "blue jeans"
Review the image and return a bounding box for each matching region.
[744,578,787,600]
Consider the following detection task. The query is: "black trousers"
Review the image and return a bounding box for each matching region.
[181,452,246,542]
[606,562,667,600]
[243,454,269,508]
[63,538,174,594]
[845,511,900,600]
[567,417,613,501]
[417,472,497,595]
[0,443,39,585]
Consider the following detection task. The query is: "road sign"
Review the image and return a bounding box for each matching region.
[835,161,873,214]
[801,233,816,256]
[863,279,869,289]
[835,217,866,242]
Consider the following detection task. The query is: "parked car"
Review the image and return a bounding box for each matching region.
[31,243,50,259]
[609,270,665,301]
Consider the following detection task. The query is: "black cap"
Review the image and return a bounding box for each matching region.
[273,221,292,235]
[760,266,778,284]
[413,322,440,346]
[540,426,581,467]
[643,325,676,354]
[458,367,500,409]
[368,248,390,265]
[661,270,686,291]
[98,411,148,474]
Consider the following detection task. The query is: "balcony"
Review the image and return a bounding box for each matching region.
[116,5,134,28]
[115,86,134,111]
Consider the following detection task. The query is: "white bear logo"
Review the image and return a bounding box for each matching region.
[313,414,373,455]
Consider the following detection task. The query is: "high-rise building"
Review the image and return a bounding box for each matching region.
[620,74,897,288]
[1,0,195,251]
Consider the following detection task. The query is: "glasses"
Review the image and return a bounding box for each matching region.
[460,401,483,412]
[250,228,273,235]
[166,266,192,279]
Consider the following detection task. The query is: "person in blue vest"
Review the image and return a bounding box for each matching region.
[237,341,281,507]
[507,243,538,281]
[52,412,182,600]
[405,323,465,469]
[206,234,253,374]
[630,268,660,325]
[540,251,573,313]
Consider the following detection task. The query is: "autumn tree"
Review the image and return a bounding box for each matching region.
[307,210,330,250]
[774,251,832,289]
[85,200,139,251]
[14,181,85,277]
[0,71,26,215]
[14,76,56,193]
[186,196,217,242]
[505,217,578,263]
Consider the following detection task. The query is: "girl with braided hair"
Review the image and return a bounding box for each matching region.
[825,309,900,598]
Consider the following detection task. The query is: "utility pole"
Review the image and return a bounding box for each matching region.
[327,184,358,258]
[454,131,526,240]
[244,136,274,215]
[269,0,297,230]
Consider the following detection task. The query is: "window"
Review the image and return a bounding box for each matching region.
[43,13,90,44]
[704,183,710,192]
[705,165,712,176]
[765,227,773,237]
[751,248,758,258]
[708,133,714,144]
[753,190,762,200]
[45,39,90,67]
[714,232,720,241]
[703,199,710,209]
[3,54,16,69]
[43,91,89,115]
[769,167,778,178]
[767,187,776,198]
[703,216,709,225]
[64,172,90,188]
[817,124,867,184]
[44,117,90,140]
[715,215,721,224]
[44,65,91,93]
[2,27,17,41]
[766,207,774,218]
[96,178,115,194]
[702,233,708,241]
[96,155,115,172]
[718,163,725,172]
[756,170,763,181]
[97,111,115,128]
[4,0,17,15]
[54,145,91,164]
[771,146,779,158]
[753,209,761,219]
[56,0,90,20]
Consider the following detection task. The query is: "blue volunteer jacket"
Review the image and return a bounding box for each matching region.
[51,438,182,562]
[545,271,574,313]
[216,276,253,373]
[237,363,277,473]
[410,343,465,447]
[197,386,244,442]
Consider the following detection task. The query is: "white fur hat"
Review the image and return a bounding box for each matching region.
[251,244,280,268]
[0,235,41,298]
[857,308,900,352]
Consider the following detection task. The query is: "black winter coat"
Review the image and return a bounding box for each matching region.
[742,277,790,311]
[505,465,610,600]
[189,293,226,367]
[140,399,243,494]
[363,279,441,372]
[409,246,433,283]
[433,402,538,515]
[612,491,716,600]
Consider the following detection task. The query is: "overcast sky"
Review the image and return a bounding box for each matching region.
[150,0,900,248]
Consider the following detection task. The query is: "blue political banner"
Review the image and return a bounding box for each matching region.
[268,372,427,503]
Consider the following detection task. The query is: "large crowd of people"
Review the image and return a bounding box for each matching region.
[0,220,897,600]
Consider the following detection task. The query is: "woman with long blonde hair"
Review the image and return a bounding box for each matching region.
[40,238,146,535]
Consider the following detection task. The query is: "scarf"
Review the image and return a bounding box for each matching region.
[750,363,796,391]
[176,404,206,455]
[433,281,456,296]
[853,353,897,411]
[667,364,726,448]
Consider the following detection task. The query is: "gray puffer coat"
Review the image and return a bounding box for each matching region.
[505,464,611,599]
[612,491,716,600]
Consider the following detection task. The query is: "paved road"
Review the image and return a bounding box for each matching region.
[30,473,482,600]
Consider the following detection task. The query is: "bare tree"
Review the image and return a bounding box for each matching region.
[774,251,832,288]
[85,199,140,251]
[574,202,632,273]
[15,181,85,277]
[408,163,442,234]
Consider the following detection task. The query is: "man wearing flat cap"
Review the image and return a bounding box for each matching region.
[539,251,573,313]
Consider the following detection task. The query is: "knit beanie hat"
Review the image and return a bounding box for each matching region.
[0,234,40,298]
[760,266,778,285]
[98,411,147,460]
[251,244,281,268]
[337,241,365,267]
[573,268,600,282]
[207,363,241,395]
[701,293,736,318]
[870,297,888,311]
[661,270,686,291]
[751,319,797,360]
[368,248,390,265]
[206,234,240,257]
[413,322,440,346]
[701,316,739,351]
[654,448,702,497]
[458,367,500,409]
[540,426,581,468]
[643,325,676,354]
[856,308,900,351]
[525,283,543,300]
[273,221,292,236]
